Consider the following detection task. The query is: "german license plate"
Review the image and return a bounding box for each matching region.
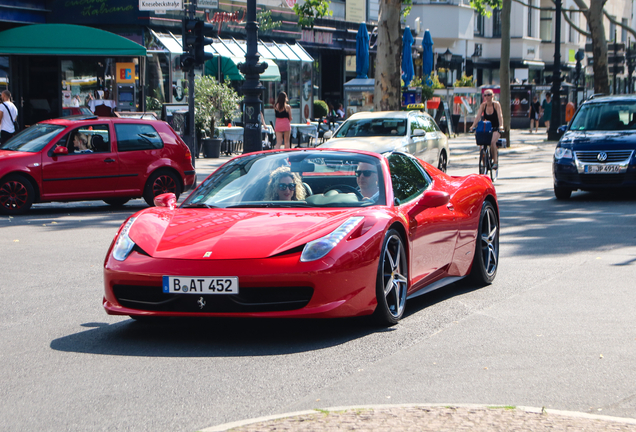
[584,164,620,173]
[162,276,239,294]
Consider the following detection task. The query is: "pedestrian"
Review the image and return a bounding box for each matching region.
[529,95,540,133]
[274,91,292,149]
[0,90,19,144]
[336,103,345,118]
[541,92,552,131]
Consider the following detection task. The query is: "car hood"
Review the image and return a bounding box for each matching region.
[319,136,406,152]
[0,149,33,161]
[128,207,363,260]
[560,130,636,150]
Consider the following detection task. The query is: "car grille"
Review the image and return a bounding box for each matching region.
[113,284,313,313]
[575,150,633,163]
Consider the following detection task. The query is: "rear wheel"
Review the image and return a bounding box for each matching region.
[0,174,35,215]
[470,201,499,285]
[103,198,130,207]
[437,150,448,173]
[373,229,408,326]
[143,170,181,206]
[554,185,572,200]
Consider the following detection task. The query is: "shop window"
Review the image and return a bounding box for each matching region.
[288,61,301,108]
[115,124,163,151]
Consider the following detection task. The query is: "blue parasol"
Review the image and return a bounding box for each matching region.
[356,22,369,79]
[401,26,414,87]
[422,29,434,84]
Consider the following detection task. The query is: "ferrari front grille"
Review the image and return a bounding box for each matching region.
[113,284,313,313]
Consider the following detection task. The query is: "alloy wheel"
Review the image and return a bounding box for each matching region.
[153,174,177,196]
[0,179,29,211]
[381,234,408,318]
[479,205,498,277]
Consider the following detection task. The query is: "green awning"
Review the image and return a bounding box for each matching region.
[204,56,281,82]
[0,24,146,56]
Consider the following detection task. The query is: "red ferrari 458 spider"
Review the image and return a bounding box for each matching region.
[103,148,499,325]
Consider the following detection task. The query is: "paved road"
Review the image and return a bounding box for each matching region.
[2,131,636,432]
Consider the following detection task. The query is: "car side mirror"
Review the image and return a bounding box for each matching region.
[323,131,333,140]
[154,193,177,209]
[53,146,68,156]
[557,124,568,134]
[412,129,426,137]
[407,190,450,218]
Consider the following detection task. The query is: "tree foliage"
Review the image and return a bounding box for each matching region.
[292,0,333,29]
[194,76,241,137]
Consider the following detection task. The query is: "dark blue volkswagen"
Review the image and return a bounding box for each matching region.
[553,95,636,199]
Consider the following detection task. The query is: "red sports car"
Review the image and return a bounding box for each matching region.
[103,149,498,325]
[0,116,196,214]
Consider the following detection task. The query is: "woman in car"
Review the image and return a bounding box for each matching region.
[264,166,306,201]
[73,132,92,153]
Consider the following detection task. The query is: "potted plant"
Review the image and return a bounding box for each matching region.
[194,76,241,158]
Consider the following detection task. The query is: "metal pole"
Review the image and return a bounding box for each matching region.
[547,0,562,140]
[187,0,197,167]
[238,0,267,153]
[613,29,617,95]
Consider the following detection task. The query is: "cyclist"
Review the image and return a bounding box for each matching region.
[470,90,504,169]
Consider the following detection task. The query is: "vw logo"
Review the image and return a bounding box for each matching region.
[597,152,608,162]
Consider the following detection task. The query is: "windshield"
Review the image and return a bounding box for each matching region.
[182,150,386,209]
[334,118,407,138]
[570,101,636,131]
[0,124,65,152]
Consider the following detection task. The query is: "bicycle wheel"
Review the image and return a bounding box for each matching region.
[489,154,497,181]
[478,147,487,175]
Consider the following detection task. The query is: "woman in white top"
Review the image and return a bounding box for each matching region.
[0,90,18,144]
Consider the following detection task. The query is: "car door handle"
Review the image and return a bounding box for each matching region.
[104,158,115,163]
[446,203,454,211]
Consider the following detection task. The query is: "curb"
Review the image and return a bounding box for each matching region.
[199,403,636,431]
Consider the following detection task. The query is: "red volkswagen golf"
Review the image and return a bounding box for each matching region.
[0,116,196,214]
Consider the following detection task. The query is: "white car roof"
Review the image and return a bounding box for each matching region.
[346,111,421,120]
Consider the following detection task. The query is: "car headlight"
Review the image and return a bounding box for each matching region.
[112,217,137,261]
[554,147,573,159]
[300,216,364,262]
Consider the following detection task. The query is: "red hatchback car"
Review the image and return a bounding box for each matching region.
[0,116,196,214]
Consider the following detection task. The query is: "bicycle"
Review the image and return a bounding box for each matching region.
[470,127,500,182]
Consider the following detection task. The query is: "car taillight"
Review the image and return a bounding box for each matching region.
[185,149,192,161]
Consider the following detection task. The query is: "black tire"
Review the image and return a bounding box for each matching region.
[437,150,448,173]
[143,170,181,206]
[373,229,408,326]
[469,200,499,285]
[478,148,487,175]
[554,185,572,200]
[103,198,130,207]
[0,174,35,215]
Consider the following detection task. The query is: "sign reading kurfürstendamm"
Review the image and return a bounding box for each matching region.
[139,0,183,11]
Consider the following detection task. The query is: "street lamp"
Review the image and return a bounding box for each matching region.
[442,48,453,63]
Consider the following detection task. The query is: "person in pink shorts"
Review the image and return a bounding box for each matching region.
[274,92,292,149]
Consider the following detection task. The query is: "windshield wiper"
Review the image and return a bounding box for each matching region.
[182,203,218,208]
[227,202,313,208]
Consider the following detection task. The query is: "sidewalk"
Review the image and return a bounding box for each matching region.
[201,404,636,431]
[190,128,557,179]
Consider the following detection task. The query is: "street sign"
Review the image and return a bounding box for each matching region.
[139,0,182,11]
[198,0,219,9]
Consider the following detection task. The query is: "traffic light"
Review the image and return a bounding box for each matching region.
[193,20,215,65]
[181,18,197,71]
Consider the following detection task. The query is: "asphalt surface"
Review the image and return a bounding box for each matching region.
[192,129,636,432]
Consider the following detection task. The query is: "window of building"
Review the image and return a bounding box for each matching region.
[609,16,616,41]
[474,11,484,36]
[622,18,628,43]
[540,10,553,42]
[493,8,502,38]
[568,10,577,43]
[527,0,533,38]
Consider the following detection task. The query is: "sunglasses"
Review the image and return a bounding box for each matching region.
[278,183,296,191]
[355,170,377,177]
[484,94,493,97]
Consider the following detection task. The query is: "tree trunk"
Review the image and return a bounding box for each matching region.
[500,0,511,145]
[585,0,609,94]
[374,0,402,111]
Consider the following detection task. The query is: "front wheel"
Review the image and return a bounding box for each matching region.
[143,171,181,206]
[103,198,130,207]
[437,150,448,173]
[469,200,499,285]
[478,148,488,175]
[373,229,408,326]
[554,185,572,200]
[0,174,35,215]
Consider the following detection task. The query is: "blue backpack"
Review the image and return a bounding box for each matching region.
[475,120,492,145]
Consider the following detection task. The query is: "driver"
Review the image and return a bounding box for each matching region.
[356,162,379,200]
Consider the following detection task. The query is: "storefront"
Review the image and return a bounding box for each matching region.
[0,23,146,127]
